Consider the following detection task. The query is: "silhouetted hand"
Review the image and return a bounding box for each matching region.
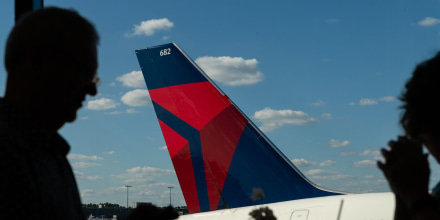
[249,206,277,220]
[378,136,430,206]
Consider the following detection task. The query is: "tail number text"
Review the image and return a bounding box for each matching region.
[160,48,171,56]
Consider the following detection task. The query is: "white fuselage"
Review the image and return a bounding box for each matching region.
[179,192,395,220]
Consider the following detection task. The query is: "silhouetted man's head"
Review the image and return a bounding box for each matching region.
[4,7,99,131]
[400,52,440,162]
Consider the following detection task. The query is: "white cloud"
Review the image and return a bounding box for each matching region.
[104,109,139,115]
[351,97,395,106]
[74,171,103,181]
[359,98,378,106]
[87,98,119,110]
[353,160,377,168]
[126,109,138,114]
[359,150,383,161]
[311,100,325,107]
[80,186,128,203]
[116,71,146,88]
[68,153,104,161]
[305,169,352,181]
[104,151,114,155]
[121,89,152,106]
[195,56,264,86]
[418,17,440,26]
[72,162,102,169]
[162,36,170,40]
[328,139,351,148]
[339,151,356,156]
[123,178,156,184]
[379,96,396,102]
[127,18,174,37]
[326,179,388,193]
[126,166,174,175]
[319,160,336,167]
[79,116,88,120]
[159,146,167,151]
[80,176,103,181]
[359,150,380,157]
[253,107,318,132]
[311,174,353,181]
[80,189,96,198]
[321,113,332,120]
[111,166,175,184]
[306,169,336,176]
[104,111,123,115]
[291,158,316,168]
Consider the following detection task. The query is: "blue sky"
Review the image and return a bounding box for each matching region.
[1,0,440,207]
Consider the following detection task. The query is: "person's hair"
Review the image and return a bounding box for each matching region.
[4,7,99,74]
[400,52,440,139]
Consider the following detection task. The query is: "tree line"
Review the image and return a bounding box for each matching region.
[83,203,188,210]
[83,202,124,209]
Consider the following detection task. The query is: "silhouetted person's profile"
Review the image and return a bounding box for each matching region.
[0,7,99,219]
[378,52,440,219]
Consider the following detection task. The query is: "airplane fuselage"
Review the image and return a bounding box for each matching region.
[179,192,394,220]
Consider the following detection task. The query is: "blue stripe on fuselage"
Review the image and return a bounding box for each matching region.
[152,101,210,212]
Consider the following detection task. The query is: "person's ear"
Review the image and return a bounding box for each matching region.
[35,47,61,81]
[19,45,45,79]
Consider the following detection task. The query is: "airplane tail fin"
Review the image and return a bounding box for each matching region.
[135,43,340,213]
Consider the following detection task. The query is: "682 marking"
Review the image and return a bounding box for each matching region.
[160,48,171,56]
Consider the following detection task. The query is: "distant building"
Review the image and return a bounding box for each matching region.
[132,202,152,208]
[175,208,189,215]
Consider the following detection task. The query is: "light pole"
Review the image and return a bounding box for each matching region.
[125,185,132,208]
[168,186,174,206]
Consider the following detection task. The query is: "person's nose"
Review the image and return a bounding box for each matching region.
[86,76,100,96]
[85,83,98,96]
